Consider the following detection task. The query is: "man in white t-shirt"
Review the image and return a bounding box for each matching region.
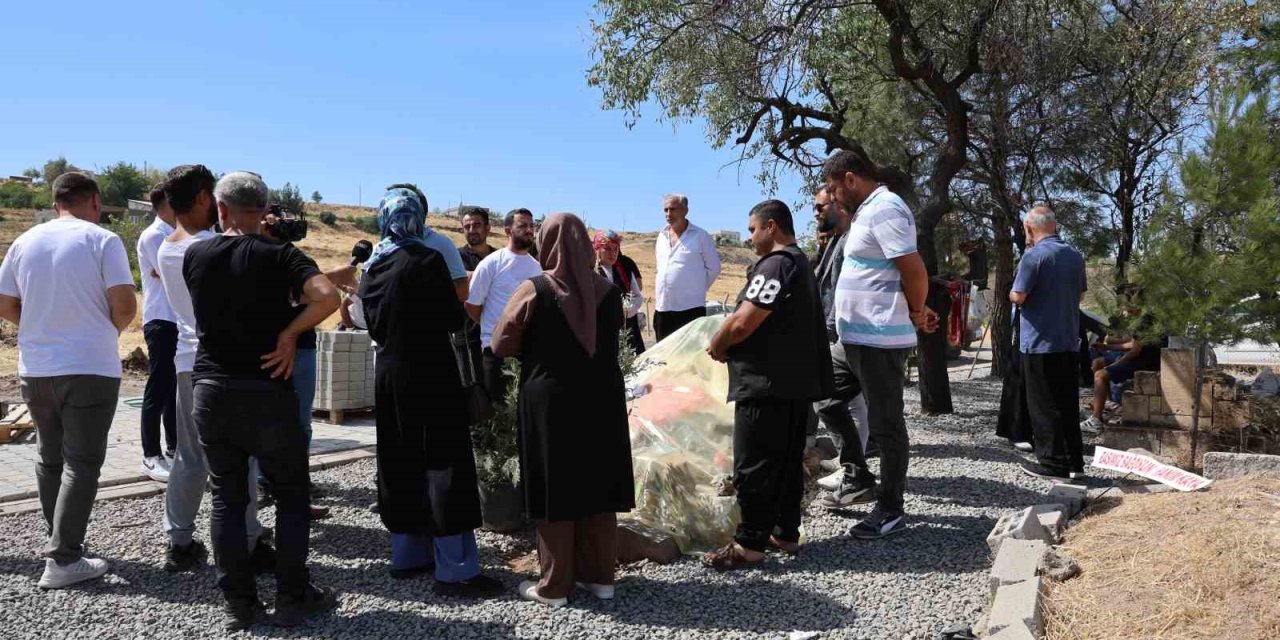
[653,193,721,341]
[154,165,267,577]
[136,184,179,482]
[468,208,542,402]
[0,172,137,589]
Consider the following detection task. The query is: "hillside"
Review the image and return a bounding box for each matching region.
[0,206,755,373]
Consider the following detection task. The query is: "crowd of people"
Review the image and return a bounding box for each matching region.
[4,144,1105,631]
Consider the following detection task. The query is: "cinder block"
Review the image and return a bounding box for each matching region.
[987,576,1043,637]
[987,507,1055,555]
[1043,484,1087,517]
[1161,348,1204,417]
[333,369,350,382]
[1122,392,1149,425]
[1031,503,1065,539]
[333,332,352,344]
[1203,452,1280,480]
[1135,370,1160,396]
[985,624,1037,640]
[989,539,1048,597]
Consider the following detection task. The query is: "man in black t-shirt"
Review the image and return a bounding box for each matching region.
[183,172,341,630]
[454,207,496,390]
[703,200,832,571]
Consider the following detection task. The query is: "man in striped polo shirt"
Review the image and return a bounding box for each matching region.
[823,148,937,540]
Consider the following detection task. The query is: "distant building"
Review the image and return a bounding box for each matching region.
[124,199,154,224]
[2,176,35,185]
[713,230,741,246]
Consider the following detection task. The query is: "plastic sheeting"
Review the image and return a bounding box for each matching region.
[624,315,739,553]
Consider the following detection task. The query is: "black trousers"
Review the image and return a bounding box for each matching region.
[1022,352,1084,472]
[193,379,310,604]
[732,397,807,552]
[813,341,872,479]
[844,344,910,513]
[481,347,510,406]
[141,320,178,458]
[653,306,706,342]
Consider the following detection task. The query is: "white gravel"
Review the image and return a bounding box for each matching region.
[0,376,1075,639]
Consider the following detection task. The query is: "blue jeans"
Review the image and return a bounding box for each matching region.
[293,347,317,449]
[390,532,480,583]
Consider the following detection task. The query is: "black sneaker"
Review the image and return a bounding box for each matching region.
[432,573,504,599]
[258,484,276,509]
[164,540,207,572]
[224,598,266,631]
[848,505,907,540]
[820,475,877,510]
[273,584,337,627]
[252,540,278,576]
[1021,462,1071,482]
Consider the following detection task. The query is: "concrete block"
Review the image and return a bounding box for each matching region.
[333,369,350,382]
[1031,503,1066,539]
[989,539,1048,597]
[987,507,1055,555]
[1043,484,1087,517]
[1211,400,1250,431]
[1161,348,1204,417]
[616,520,681,563]
[1203,452,1280,479]
[987,576,1043,637]
[1135,370,1160,396]
[1122,392,1149,425]
[985,625,1037,640]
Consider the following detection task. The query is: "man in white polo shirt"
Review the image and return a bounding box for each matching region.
[468,208,541,402]
[0,172,137,589]
[653,193,721,341]
[136,183,179,481]
[824,148,938,540]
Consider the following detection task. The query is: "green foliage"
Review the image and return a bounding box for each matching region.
[311,190,323,204]
[21,168,40,180]
[97,162,150,207]
[1136,85,1280,346]
[41,157,76,184]
[0,182,38,208]
[102,217,148,289]
[353,215,381,235]
[270,182,307,213]
[319,211,338,226]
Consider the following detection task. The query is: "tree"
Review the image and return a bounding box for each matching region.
[42,156,78,184]
[97,162,150,207]
[1136,84,1280,467]
[0,182,37,208]
[21,168,40,181]
[311,190,323,204]
[270,182,307,213]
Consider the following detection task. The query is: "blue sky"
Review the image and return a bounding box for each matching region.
[0,0,804,234]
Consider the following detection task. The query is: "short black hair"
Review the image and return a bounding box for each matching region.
[820,144,877,182]
[52,172,99,208]
[148,182,167,209]
[164,164,216,215]
[749,199,795,236]
[460,206,490,225]
[504,208,533,228]
[386,183,428,210]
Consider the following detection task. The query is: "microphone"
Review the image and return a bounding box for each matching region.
[349,240,373,266]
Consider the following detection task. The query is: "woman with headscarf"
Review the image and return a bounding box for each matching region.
[492,213,635,608]
[592,229,646,355]
[357,187,502,598]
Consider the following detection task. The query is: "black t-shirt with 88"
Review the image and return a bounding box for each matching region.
[184,234,322,382]
[726,244,832,402]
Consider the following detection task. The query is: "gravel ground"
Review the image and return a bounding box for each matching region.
[0,376,1079,640]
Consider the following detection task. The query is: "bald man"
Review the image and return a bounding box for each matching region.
[1009,205,1087,482]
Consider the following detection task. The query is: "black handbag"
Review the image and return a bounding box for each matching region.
[452,330,494,424]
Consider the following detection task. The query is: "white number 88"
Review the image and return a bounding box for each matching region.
[746,275,781,304]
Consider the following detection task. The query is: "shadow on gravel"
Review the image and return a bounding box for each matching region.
[908,475,1044,510]
[310,522,391,561]
[910,442,1026,466]
[796,514,993,575]
[317,610,515,639]
[599,576,853,633]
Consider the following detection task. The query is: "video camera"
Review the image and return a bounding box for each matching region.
[264,204,309,242]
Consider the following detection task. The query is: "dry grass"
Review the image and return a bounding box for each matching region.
[1045,476,1280,640]
[0,206,756,361]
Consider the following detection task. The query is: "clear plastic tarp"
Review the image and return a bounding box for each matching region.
[624,315,739,552]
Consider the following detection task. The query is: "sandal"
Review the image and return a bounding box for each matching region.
[702,543,764,571]
[767,536,801,556]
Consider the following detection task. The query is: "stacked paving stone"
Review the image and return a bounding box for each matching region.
[1108,348,1253,467]
[315,331,376,421]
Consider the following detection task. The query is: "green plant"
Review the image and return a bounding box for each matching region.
[353,215,381,235]
[319,211,338,226]
[102,217,148,289]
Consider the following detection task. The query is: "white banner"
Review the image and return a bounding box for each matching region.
[1091,446,1213,492]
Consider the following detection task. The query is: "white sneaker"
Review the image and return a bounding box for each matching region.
[574,581,615,600]
[1013,442,1033,452]
[817,468,844,491]
[141,456,170,483]
[1080,415,1104,435]
[518,580,567,608]
[38,557,109,589]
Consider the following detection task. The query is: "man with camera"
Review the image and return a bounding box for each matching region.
[258,207,354,521]
[184,171,341,629]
